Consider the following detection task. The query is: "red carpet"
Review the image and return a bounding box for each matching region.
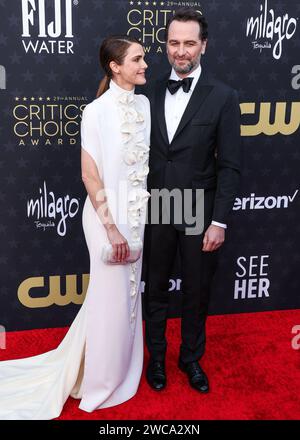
[1,309,300,420]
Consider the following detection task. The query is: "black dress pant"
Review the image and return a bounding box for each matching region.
[144,221,219,364]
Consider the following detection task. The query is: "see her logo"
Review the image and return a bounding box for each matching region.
[291,325,300,350]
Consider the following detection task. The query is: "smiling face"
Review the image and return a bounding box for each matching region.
[110,42,148,89]
[166,20,207,77]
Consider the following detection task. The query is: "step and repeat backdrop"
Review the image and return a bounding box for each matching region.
[0,0,299,331]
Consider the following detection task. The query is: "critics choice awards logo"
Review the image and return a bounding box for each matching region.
[246,0,298,60]
[13,96,87,147]
[21,0,78,54]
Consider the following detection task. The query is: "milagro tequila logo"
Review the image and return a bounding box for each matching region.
[246,0,298,59]
[27,181,80,236]
[21,0,76,54]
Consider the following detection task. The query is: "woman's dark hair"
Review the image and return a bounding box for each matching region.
[96,35,142,98]
[165,8,208,42]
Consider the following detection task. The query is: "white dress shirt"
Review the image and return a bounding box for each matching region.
[165,64,227,229]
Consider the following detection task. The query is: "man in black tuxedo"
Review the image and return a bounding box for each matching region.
[143,8,241,393]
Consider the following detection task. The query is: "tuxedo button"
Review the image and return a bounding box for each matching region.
[167,159,172,163]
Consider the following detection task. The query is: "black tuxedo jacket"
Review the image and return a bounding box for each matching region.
[144,70,241,230]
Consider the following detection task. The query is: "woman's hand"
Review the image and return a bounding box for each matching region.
[106,225,130,262]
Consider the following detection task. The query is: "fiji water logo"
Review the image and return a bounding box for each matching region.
[246,0,298,60]
[21,0,77,54]
[27,181,80,236]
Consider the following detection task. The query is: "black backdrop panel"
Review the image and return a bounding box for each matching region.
[0,0,299,331]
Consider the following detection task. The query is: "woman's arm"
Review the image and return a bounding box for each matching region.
[81,148,129,261]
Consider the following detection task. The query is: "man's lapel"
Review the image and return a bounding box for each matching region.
[155,74,170,147]
[171,71,213,144]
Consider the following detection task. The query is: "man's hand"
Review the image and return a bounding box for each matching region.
[202,225,225,252]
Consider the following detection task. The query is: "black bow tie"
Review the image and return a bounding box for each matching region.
[167,77,193,95]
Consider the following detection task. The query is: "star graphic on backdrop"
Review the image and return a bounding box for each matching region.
[259,53,269,65]
[292,152,300,160]
[248,71,258,81]
[43,253,53,263]
[218,18,229,29]
[92,0,104,10]
[9,239,19,249]
[52,174,63,184]
[18,190,27,201]
[207,37,216,48]
[46,70,59,82]
[10,52,21,64]
[217,53,227,64]
[231,0,241,11]
[80,16,93,28]
[41,157,51,168]
[5,175,17,185]
[4,142,15,152]
[21,254,31,264]
[0,225,7,234]
[19,224,31,233]
[229,36,238,47]
[58,56,69,65]
[17,157,29,168]
[22,70,34,82]
[82,54,93,64]
[0,33,8,45]
[35,55,47,65]
[8,14,20,27]
[208,0,219,11]
[268,72,278,81]
[104,17,117,29]
[70,71,81,82]
[274,2,285,12]
[226,72,237,82]
[238,53,248,64]
[257,88,266,98]
[31,238,42,248]
[29,174,39,185]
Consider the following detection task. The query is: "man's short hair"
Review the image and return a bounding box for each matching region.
[165,7,208,42]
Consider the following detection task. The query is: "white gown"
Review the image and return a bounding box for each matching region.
[0,80,151,420]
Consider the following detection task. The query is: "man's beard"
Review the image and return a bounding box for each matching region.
[171,57,200,74]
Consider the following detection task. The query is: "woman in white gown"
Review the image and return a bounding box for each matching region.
[0,36,150,420]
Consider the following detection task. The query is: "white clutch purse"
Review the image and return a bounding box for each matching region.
[101,242,142,265]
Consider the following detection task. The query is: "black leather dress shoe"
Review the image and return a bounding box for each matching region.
[146,360,166,391]
[178,359,209,393]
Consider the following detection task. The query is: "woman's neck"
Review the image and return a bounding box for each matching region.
[112,77,134,92]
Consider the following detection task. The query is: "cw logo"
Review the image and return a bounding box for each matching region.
[17,274,89,308]
[0,65,6,90]
[241,102,300,136]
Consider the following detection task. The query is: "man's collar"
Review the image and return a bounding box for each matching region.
[169,64,202,91]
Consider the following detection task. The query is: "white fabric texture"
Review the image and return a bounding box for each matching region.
[0,80,151,420]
